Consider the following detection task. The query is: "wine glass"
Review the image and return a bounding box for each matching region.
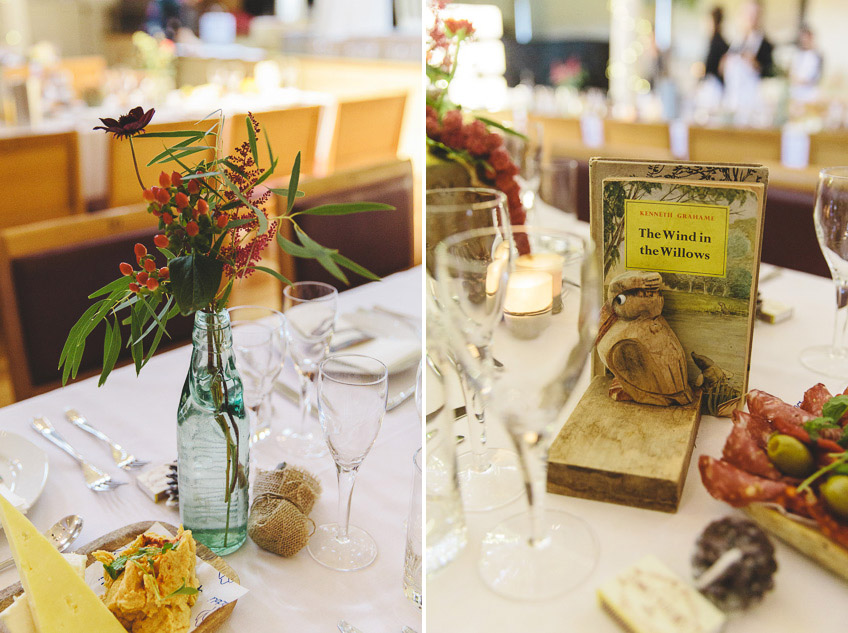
[280,281,338,458]
[801,167,848,377]
[228,306,286,445]
[436,226,601,600]
[426,187,523,511]
[308,354,388,571]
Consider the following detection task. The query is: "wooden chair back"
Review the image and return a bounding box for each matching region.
[278,158,414,290]
[328,93,406,172]
[528,115,582,162]
[0,131,83,229]
[688,126,782,163]
[108,118,217,208]
[57,56,108,100]
[808,131,848,167]
[604,120,670,151]
[224,105,322,180]
[0,206,193,400]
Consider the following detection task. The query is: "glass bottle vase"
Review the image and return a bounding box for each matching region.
[177,309,250,555]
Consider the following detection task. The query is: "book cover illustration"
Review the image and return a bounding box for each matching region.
[600,177,765,417]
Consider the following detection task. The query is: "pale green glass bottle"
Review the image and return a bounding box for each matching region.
[177,309,249,555]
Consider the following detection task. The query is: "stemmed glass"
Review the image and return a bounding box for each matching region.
[280,281,338,458]
[228,306,286,445]
[426,187,522,511]
[307,354,388,571]
[801,167,848,377]
[436,226,601,600]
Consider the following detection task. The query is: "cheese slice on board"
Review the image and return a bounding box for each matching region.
[0,555,89,633]
[0,495,126,633]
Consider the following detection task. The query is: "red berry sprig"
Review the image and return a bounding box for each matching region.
[119,242,170,295]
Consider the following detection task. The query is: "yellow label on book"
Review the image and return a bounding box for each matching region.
[624,199,729,277]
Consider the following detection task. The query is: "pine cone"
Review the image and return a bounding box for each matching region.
[692,516,777,611]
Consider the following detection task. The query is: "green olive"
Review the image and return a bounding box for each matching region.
[766,434,815,478]
[821,475,848,520]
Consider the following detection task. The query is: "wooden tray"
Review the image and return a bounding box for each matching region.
[743,504,848,583]
[547,374,703,513]
[0,521,240,632]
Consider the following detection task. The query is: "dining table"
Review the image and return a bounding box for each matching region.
[0,266,423,633]
[427,206,848,632]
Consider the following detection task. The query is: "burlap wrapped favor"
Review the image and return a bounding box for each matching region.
[248,465,322,557]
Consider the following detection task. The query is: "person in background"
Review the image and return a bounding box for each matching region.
[704,6,728,84]
[721,0,773,125]
[723,0,773,79]
[789,24,823,103]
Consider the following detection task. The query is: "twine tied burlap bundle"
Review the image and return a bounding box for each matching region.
[248,465,322,557]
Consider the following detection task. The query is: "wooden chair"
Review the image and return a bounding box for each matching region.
[688,126,782,164]
[0,206,193,400]
[224,105,322,181]
[108,119,217,208]
[604,120,670,152]
[57,56,107,100]
[327,93,406,173]
[528,115,582,163]
[0,131,83,229]
[808,131,848,167]
[278,158,414,290]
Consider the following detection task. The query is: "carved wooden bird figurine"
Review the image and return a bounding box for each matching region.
[596,270,694,406]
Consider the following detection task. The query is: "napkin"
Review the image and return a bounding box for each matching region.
[0,483,27,513]
[84,523,248,631]
[336,308,420,374]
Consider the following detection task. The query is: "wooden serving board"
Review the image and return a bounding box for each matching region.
[0,521,240,632]
[547,374,702,512]
[743,505,848,583]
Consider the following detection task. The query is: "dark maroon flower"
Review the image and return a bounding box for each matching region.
[94,107,155,140]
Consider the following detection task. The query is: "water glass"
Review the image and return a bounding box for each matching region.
[403,448,423,608]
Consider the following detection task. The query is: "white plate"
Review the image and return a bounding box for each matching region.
[337,308,421,375]
[0,430,49,514]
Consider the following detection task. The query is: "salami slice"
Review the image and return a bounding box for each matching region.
[722,422,782,480]
[801,383,833,416]
[699,456,788,507]
[732,410,773,448]
[747,389,815,427]
[808,499,848,550]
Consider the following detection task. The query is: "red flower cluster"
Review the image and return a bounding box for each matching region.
[120,242,169,294]
[217,114,277,279]
[426,106,526,226]
[444,18,474,38]
[427,0,452,71]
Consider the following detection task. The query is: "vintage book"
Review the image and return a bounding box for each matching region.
[591,158,768,417]
[548,158,768,512]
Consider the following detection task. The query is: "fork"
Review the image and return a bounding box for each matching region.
[31,417,126,491]
[64,408,148,470]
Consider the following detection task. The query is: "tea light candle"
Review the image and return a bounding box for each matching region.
[516,253,564,313]
[503,271,553,339]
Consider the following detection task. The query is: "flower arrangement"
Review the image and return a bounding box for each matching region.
[132,31,176,73]
[425,0,527,227]
[60,106,389,386]
[550,56,587,90]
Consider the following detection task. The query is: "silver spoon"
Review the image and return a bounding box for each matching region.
[0,514,83,572]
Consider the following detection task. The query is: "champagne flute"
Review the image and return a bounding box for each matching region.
[436,226,601,600]
[228,306,286,445]
[308,354,388,571]
[801,167,848,377]
[280,281,338,458]
[426,187,523,511]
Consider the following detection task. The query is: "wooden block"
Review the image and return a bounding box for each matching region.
[743,504,848,583]
[547,374,702,512]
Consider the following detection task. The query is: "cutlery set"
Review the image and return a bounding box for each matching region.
[30,408,148,492]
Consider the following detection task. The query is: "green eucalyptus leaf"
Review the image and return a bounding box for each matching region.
[287,153,301,215]
[250,265,292,286]
[295,202,394,216]
[330,252,381,281]
[221,172,268,235]
[246,116,259,165]
[98,317,122,387]
[88,276,131,299]
[169,254,225,315]
[276,234,311,258]
[269,187,305,199]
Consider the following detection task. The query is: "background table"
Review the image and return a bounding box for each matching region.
[428,210,848,632]
[0,267,423,633]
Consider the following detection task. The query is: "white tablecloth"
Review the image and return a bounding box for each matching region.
[0,267,423,633]
[428,207,848,632]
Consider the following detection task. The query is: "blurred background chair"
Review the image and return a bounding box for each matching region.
[108,118,217,208]
[604,120,671,153]
[57,56,107,101]
[224,105,322,180]
[688,126,782,163]
[0,131,83,230]
[0,205,192,400]
[278,158,414,291]
[327,93,407,172]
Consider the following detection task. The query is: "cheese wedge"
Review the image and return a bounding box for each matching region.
[0,495,126,633]
[0,554,89,633]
